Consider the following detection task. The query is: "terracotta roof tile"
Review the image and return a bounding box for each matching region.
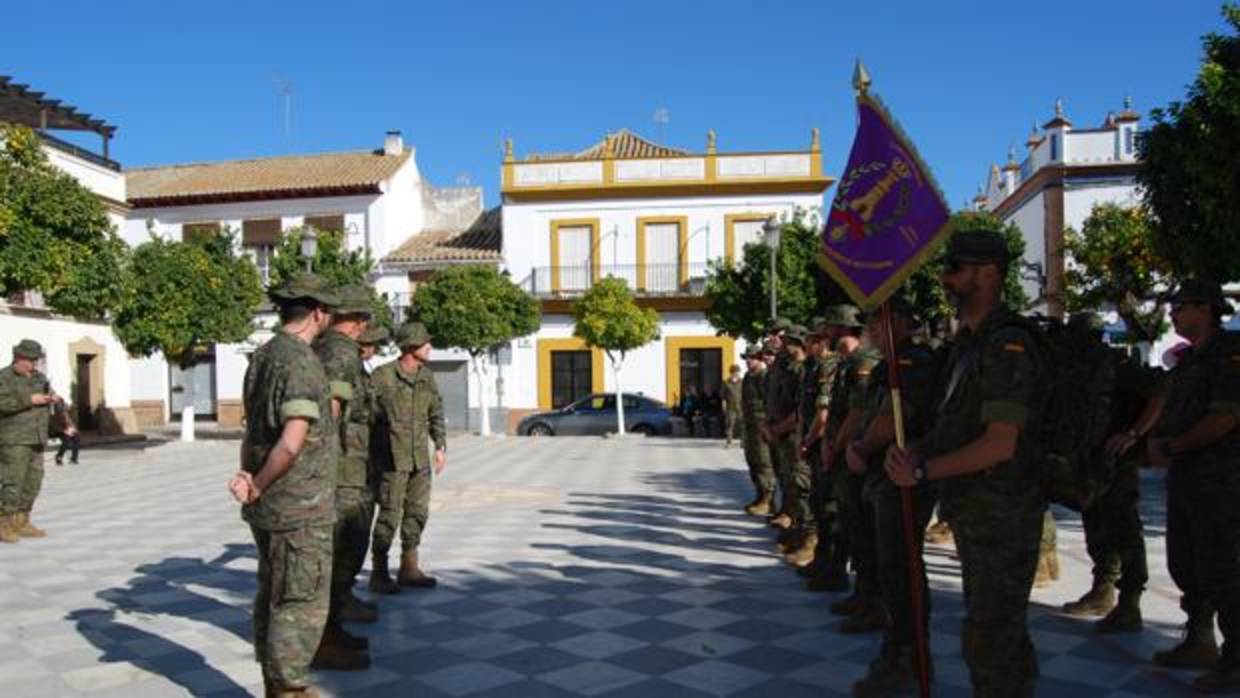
[525,129,688,162]
[126,149,411,205]
[383,207,501,265]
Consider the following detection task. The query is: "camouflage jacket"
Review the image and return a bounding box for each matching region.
[373,361,446,473]
[241,331,337,531]
[741,367,768,428]
[919,306,1044,522]
[313,329,372,488]
[824,348,881,443]
[722,378,742,415]
[765,353,804,425]
[860,340,943,490]
[1155,330,1240,478]
[0,366,51,446]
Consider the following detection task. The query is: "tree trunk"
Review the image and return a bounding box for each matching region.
[180,359,196,443]
[474,352,491,437]
[613,352,626,436]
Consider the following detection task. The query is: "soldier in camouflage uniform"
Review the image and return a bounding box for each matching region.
[1139,280,1240,691]
[762,317,794,526]
[824,315,885,632]
[0,339,59,543]
[765,325,810,553]
[722,365,743,448]
[741,347,775,516]
[311,285,378,665]
[227,273,342,697]
[851,298,944,696]
[1062,313,1153,633]
[885,231,1047,697]
[369,321,447,593]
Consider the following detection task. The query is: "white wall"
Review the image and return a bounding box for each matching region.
[0,311,132,408]
[1063,183,1140,231]
[43,145,126,204]
[1003,191,1046,304]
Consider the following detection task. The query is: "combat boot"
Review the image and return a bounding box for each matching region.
[339,591,378,623]
[852,644,924,697]
[348,588,378,612]
[1062,581,1116,617]
[310,637,370,671]
[768,513,793,530]
[924,520,953,545]
[1095,591,1143,634]
[775,527,799,554]
[1033,548,1060,588]
[1153,625,1219,669]
[840,597,889,634]
[830,590,864,617]
[0,515,19,544]
[15,512,46,538]
[368,554,401,595]
[744,492,773,517]
[271,685,321,698]
[397,550,437,588]
[322,621,370,651]
[784,531,818,568]
[1194,657,1240,694]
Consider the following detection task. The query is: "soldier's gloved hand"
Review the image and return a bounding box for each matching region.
[883,445,919,488]
[433,449,447,476]
[845,441,867,475]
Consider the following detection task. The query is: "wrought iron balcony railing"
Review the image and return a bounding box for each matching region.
[523,263,709,298]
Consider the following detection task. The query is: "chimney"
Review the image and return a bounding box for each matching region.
[384,130,403,156]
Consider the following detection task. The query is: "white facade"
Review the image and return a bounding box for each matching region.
[497,130,831,426]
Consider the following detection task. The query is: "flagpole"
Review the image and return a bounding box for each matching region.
[879,300,931,698]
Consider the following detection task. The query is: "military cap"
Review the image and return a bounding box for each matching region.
[1067,311,1105,333]
[12,339,44,360]
[395,321,432,349]
[358,325,391,346]
[942,230,1011,267]
[765,317,793,335]
[782,324,809,347]
[268,271,341,307]
[822,304,865,328]
[333,284,374,316]
[1171,278,1234,315]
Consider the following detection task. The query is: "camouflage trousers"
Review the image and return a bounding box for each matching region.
[372,466,431,555]
[1167,470,1240,659]
[330,487,375,618]
[1081,459,1148,593]
[952,507,1043,698]
[773,432,813,530]
[250,524,331,689]
[839,468,877,596]
[1040,510,1057,553]
[724,410,741,444]
[0,445,42,515]
[872,481,937,650]
[741,424,775,496]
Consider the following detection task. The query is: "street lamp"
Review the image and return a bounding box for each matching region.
[299,227,318,272]
[763,216,782,320]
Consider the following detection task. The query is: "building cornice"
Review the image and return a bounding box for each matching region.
[992,162,1142,219]
[128,184,382,209]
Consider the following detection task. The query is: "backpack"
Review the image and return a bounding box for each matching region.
[937,314,1117,510]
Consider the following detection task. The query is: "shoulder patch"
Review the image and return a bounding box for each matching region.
[897,358,914,366]
[1003,343,1026,353]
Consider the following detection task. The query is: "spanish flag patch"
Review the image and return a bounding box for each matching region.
[1003,343,1026,353]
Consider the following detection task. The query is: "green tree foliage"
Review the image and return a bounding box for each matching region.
[705,217,845,342]
[269,226,394,330]
[409,265,540,356]
[0,123,129,318]
[1064,203,1173,343]
[573,276,661,435]
[1139,4,1240,281]
[114,230,263,369]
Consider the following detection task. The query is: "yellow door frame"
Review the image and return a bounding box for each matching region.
[664,335,736,405]
[537,337,605,410]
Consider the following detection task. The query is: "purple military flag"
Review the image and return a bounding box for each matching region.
[819,63,952,310]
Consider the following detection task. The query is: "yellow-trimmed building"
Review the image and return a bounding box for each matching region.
[500,129,833,430]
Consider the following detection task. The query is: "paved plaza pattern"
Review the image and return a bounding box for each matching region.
[0,434,1212,697]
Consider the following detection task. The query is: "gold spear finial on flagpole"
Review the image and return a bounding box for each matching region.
[853,58,872,96]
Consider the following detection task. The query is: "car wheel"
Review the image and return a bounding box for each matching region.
[631,424,655,437]
[527,423,553,437]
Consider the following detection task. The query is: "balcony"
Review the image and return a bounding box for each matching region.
[523,263,709,299]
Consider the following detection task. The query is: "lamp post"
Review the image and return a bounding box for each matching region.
[299,227,318,272]
[763,216,781,320]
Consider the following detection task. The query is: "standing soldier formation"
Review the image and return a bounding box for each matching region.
[0,339,58,543]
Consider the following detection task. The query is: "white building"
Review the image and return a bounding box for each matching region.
[973,99,1142,319]
[0,76,140,434]
[123,133,493,428]
[500,129,832,431]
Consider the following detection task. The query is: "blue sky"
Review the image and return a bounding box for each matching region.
[5,1,1227,208]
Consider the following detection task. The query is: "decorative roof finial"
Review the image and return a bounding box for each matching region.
[1055,98,1065,119]
[601,133,615,158]
[810,127,821,152]
[1124,95,1133,110]
[503,138,514,163]
[706,129,717,154]
[1006,145,1018,167]
[852,59,872,96]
